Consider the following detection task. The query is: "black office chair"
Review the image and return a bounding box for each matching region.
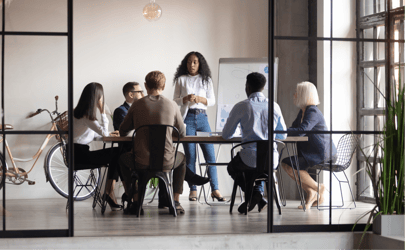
[229,140,283,215]
[59,146,103,209]
[309,133,360,210]
[128,124,180,217]
[73,164,104,210]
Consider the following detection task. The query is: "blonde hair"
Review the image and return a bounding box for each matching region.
[295,81,320,109]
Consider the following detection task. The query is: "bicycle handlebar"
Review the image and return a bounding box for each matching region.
[27,96,61,121]
[26,109,43,118]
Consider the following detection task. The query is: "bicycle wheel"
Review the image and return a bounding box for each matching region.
[46,143,100,201]
[0,153,5,191]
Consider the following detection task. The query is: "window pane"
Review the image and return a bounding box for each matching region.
[363,134,375,155]
[377,0,386,13]
[392,0,403,9]
[333,1,356,39]
[364,68,375,108]
[377,42,385,60]
[6,0,67,32]
[364,116,375,131]
[358,162,373,198]
[360,0,375,16]
[376,66,386,108]
[377,115,385,131]
[377,26,385,60]
[363,28,373,61]
[377,26,385,39]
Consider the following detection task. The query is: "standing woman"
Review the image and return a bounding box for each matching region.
[281,81,337,210]
[73,82,122,210]
[173,52,225,202]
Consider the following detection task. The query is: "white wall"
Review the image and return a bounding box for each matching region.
[319,0,357,204]
[2,0,268,199]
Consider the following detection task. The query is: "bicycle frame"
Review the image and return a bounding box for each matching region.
[0,121,58,179]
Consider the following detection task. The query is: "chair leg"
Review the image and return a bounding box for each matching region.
[229,180,238,214]
[335,173,345,208]
[271,178,282,215]
[165,173,177,217]
[137,177,148,217]
[157,172,177,217]
[275,170,286,207]
[344,172,356,208]
[316,171,356,210]
[316,169,321,211]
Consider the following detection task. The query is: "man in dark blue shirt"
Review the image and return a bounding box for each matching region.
[113,82,144,131]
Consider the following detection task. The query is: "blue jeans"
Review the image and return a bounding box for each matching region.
[183,111,219,191]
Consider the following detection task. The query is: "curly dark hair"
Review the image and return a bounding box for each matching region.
[173,51,212,87]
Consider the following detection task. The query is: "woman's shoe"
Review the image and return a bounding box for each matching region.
[189,191,197,201]
[121,193,130,208]
[187,175,210,186]
[211,191,226,202]
[103,194,123,211]
[174,201,185,214]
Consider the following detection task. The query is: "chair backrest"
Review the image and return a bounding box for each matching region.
[333,134,360,169]
[132,124,180,171]
[231,140,270,173]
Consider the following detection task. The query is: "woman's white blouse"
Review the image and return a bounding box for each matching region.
[173,74,216,120]
[73,114,109,145]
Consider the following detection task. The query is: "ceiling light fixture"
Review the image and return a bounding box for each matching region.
[143,0,162,21]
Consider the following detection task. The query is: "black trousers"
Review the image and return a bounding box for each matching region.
[74,143,122,181]
[227,153,263,193]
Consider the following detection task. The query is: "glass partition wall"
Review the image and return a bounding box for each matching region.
[0,0,400,237]
[0,0,73,237]
[269,0,400,232]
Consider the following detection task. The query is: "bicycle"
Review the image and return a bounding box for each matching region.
[0,96,100,201]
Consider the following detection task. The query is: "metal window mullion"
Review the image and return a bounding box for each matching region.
[1,0,6,231]
[356,0,364,200]
[400,18,404,80]
[67,0,74,237]
[357,0,365,169]
[267,0,275,234]
[374,25,379,147]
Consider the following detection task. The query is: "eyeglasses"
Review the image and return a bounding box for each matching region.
[131,90,144,94]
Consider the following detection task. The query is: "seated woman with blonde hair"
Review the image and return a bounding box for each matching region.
[282,81,336,209]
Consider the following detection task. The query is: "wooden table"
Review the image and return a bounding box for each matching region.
[103,135,307,143]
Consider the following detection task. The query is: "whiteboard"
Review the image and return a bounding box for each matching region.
[215,57,279,132]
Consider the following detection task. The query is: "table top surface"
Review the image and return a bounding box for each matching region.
[102,135,308,143]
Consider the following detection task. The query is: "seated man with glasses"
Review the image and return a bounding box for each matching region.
[113,82,144,131]
[113,82,145,207]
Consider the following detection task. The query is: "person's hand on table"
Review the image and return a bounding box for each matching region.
[109,131,119,137]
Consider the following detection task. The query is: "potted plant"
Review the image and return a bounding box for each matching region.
[354,75,404,241]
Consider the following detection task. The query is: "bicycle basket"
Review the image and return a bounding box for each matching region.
[55,111,68,142]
